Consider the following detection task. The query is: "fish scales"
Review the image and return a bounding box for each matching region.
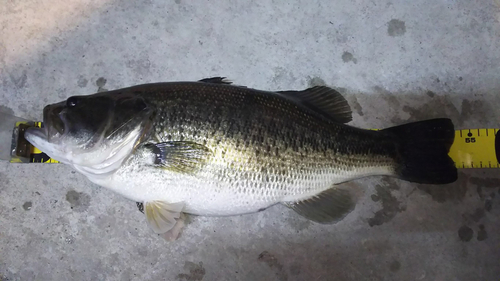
[24,78,457,235]
[113,83,397,207]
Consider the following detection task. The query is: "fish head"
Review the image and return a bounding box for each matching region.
[25,91,154,174]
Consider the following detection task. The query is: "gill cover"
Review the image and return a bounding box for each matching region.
[26,90,154,176]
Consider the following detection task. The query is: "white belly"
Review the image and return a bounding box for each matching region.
[90,164,286,216]
[87,160,394,216]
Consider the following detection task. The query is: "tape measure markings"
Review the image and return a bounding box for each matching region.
[449,128,499,169]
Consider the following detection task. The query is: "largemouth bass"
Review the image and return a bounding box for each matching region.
[25,77,457,235]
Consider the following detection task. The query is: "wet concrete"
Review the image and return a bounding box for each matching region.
[1,0,500,280]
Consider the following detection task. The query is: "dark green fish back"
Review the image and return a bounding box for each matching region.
[77,80,456,222]
[123,81,398,174]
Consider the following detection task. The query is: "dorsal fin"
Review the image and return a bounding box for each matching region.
[277,86,352,123]
[199,77,232,84]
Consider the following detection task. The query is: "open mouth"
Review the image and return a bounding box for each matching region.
[25,103,67,143]
[43,103,66,140]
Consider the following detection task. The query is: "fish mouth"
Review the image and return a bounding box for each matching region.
[25,103,66,143]
[43,103,66,141]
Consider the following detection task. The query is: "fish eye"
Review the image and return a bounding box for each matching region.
[67,97,78,108]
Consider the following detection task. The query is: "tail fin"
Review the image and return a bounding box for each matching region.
[382,118,457,184]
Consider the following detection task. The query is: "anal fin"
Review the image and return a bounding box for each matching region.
[144,200,185,234]
[282,186,355,224]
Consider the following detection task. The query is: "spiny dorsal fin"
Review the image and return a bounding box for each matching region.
[282,186,355,224]
[145,141,213,173]
[199,77,232,84]
[278,86,352,123]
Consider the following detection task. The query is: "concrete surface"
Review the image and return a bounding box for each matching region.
[1,0,500,280]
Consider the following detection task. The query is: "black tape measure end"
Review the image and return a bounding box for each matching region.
[495,130,500,164]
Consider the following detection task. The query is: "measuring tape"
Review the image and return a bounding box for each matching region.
[8,122,500,169]
[10,121,60,164]
[449,129,499,169]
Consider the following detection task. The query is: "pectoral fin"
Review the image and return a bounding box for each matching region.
[282,186,355,224]
[145,141,213,173]
[144,200,185,234]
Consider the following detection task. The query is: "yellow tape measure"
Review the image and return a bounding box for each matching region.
[449,129,499,169]
[9,122,500,169]
[31,122,60,163]
[10,121,60,164]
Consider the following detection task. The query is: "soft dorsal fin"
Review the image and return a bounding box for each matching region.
[199,77,232,84]
[278,86,352,123]
[282,186,355,224]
